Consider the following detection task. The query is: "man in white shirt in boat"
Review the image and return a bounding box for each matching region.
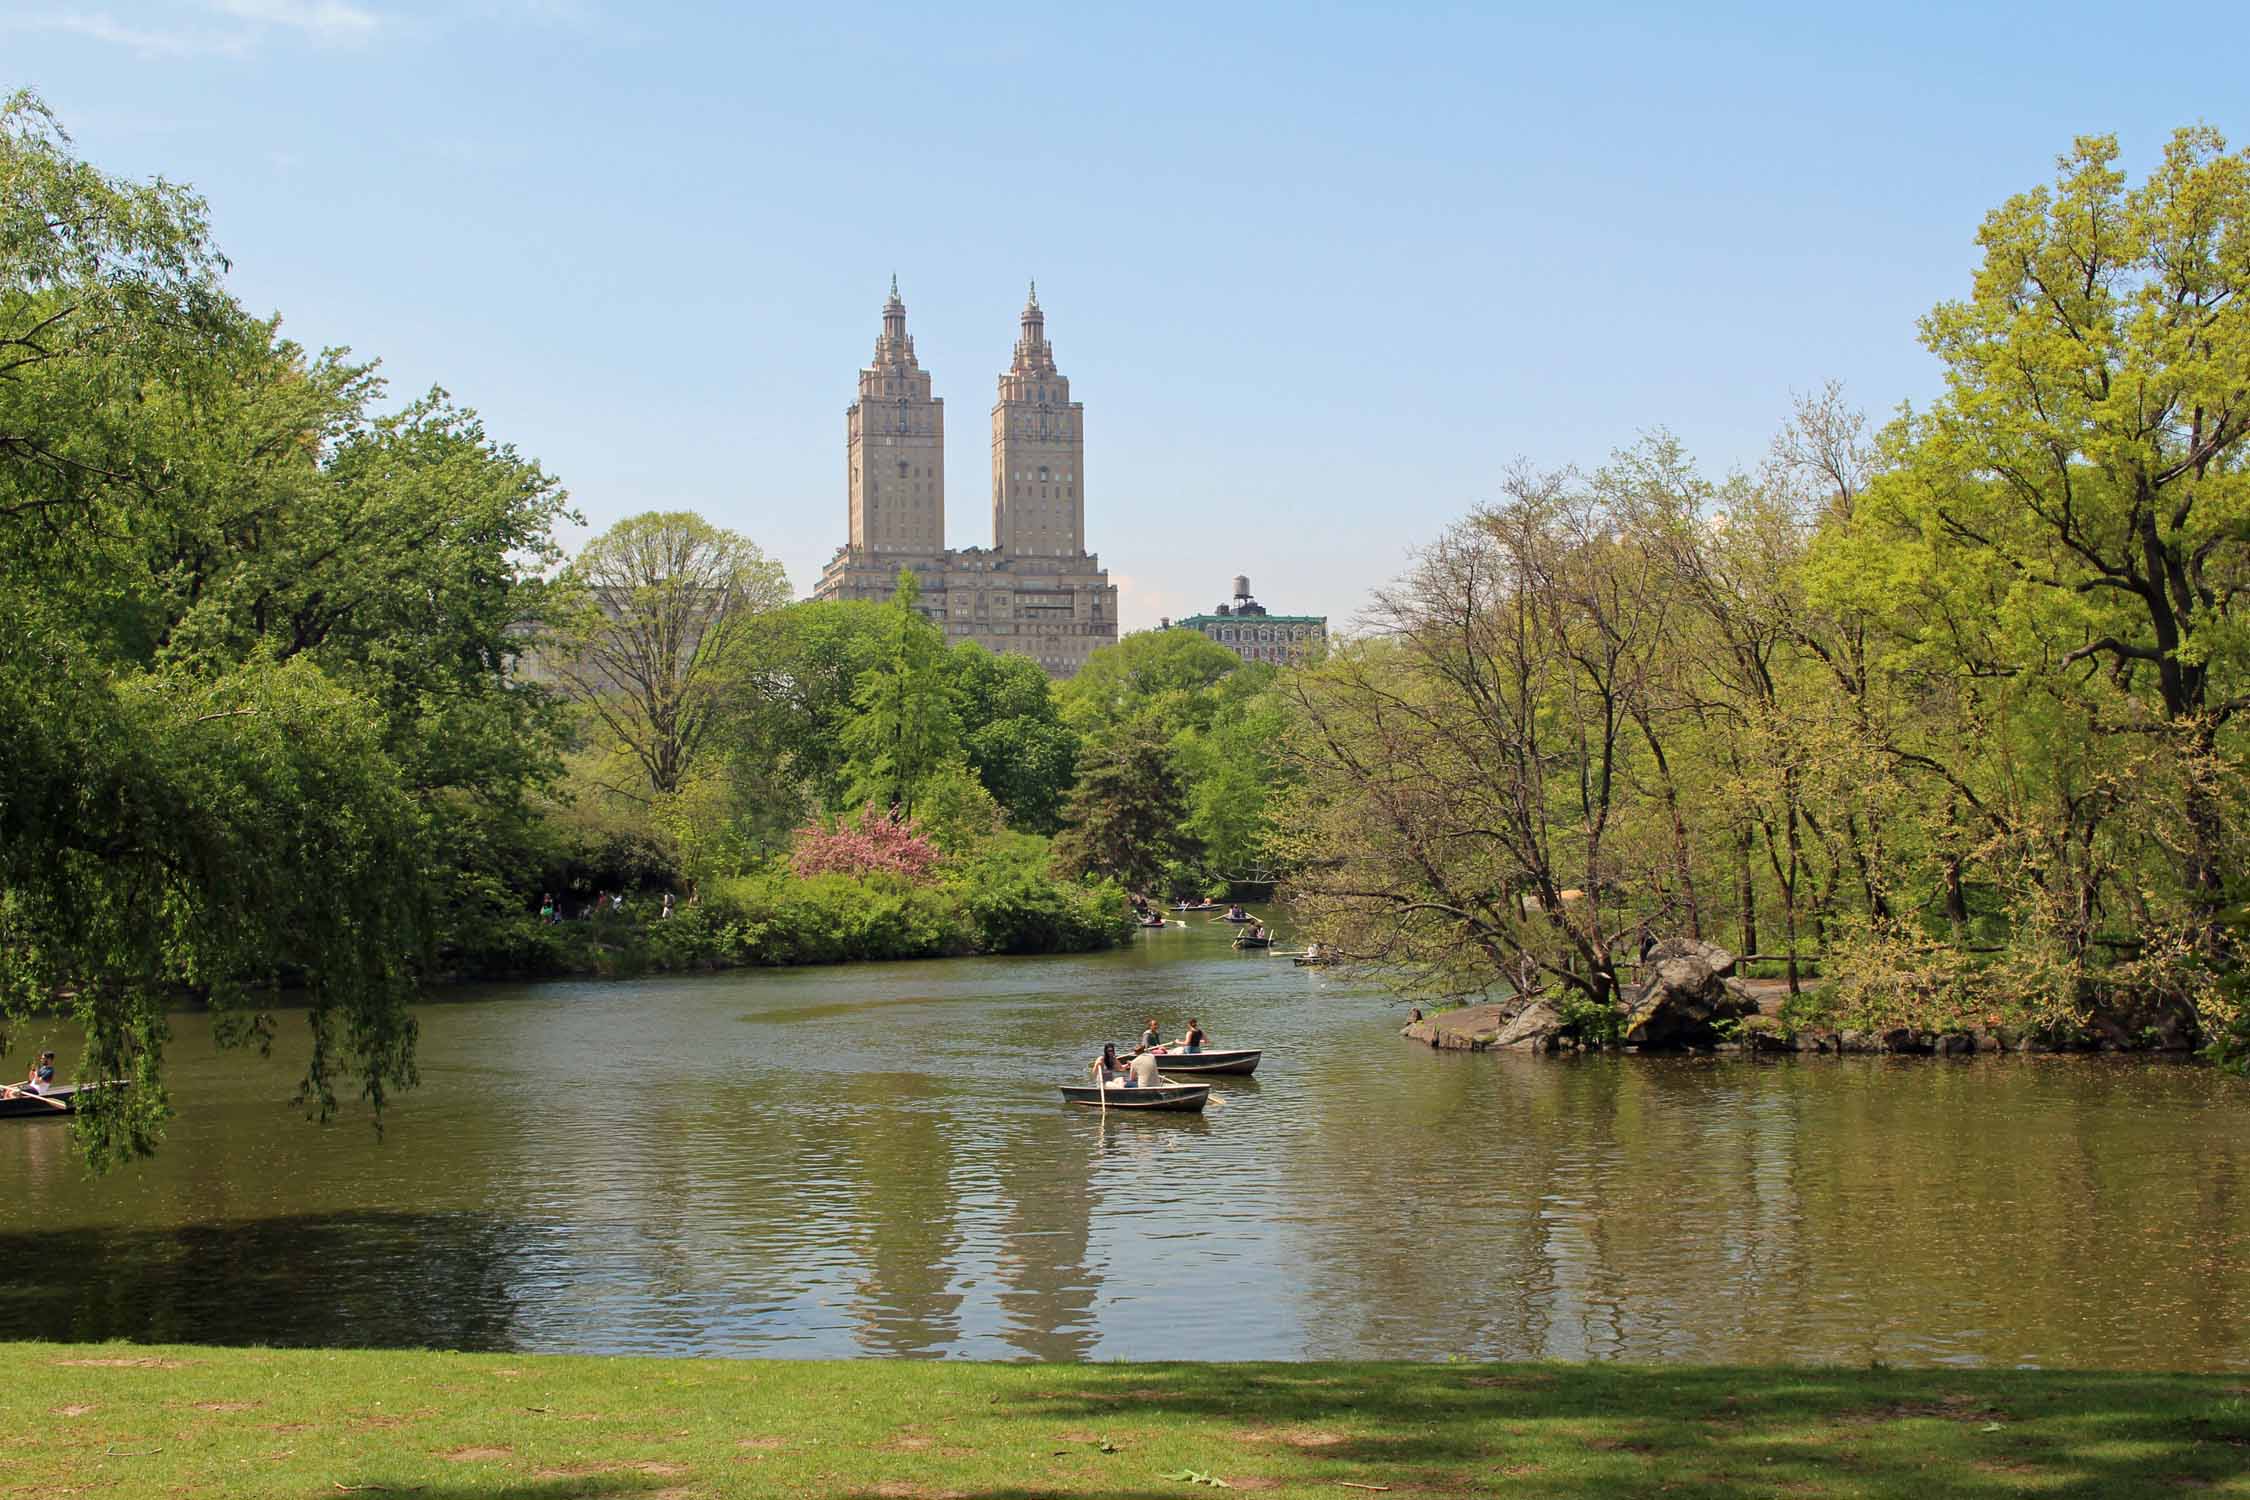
[1127,1049,1163,1090]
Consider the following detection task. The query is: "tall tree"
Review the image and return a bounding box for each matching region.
[1059,627,1243,739]
[840,570,961,820]
[1051,721,1195,893]
[947,642,1080,832]
[1877,128,2250,920]
[553,511,790,798]
[1,94,573,1163]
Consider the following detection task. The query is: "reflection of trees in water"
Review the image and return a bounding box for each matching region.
[1289,1055,2250,1368]
[832,1071,966,1356]
[0,1211,529,1350]
[985,1114,1133,1362]
[1283,1053,1600,1360]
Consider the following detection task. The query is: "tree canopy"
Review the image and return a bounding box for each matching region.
[0,93,576,1165]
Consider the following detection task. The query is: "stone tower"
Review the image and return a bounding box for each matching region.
[846,277,945,554]
[990,282,1084,556]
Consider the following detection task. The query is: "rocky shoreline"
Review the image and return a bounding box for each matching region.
[1400,938,2202,1057]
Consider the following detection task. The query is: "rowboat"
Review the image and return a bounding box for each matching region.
[0,1083,94,1120]
[1233,935,1272,949]
[1130,1047,1261,1076]
[1059,1078,1211,1112]
[1293,956,1337,967]
[1218,913,1256,924]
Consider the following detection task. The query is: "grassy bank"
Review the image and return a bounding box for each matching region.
[8,1344,2250,1498]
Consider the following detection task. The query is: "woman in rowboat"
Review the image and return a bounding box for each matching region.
[1175,1019,1206,1055]
[1090,1043,1126,1088]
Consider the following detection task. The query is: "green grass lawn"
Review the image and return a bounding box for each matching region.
[5,1343,2248,1498]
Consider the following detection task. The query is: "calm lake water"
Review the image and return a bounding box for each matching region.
[5,917,2249,1368]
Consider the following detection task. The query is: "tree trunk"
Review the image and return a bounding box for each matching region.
[1943,797,1969,946]
[1736,825,1758,959]
[1783,801,1803,997]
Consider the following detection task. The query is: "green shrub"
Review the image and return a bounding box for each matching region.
[705,870,972,966]
[442,912,588,979]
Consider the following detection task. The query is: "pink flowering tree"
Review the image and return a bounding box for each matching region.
[790,805,945,883]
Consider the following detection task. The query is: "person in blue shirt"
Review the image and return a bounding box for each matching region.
[6,1051,56,1099]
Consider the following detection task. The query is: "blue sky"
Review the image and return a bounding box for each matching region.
[8,2,2237,630]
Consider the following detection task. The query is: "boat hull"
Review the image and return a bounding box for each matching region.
[0,1083,88,1119]
[1059,1080,1210,1112]
[1135,1048,1261,1076]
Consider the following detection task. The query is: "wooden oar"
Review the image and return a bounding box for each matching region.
[3,1086,67,1112]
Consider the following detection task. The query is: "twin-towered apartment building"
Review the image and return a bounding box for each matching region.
[812,281,1118,677]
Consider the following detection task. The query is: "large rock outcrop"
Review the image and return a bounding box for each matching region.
[1491,999,1569,1050]
[1400,997,1573,1050]
[1619,952,1754,1049]
[1642,936,1739,977]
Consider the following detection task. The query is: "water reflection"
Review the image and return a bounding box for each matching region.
[3,930,2248,1368]
[0,1212,528,1349]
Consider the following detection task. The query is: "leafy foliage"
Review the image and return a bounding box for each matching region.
[0,93,575,1164]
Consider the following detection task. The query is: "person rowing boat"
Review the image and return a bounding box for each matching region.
[2,1051,56,1096]
[1,1052,67,1111]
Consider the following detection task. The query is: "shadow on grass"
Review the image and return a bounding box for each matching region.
[989,1361,2249,1498]
[327,1487,679,1500]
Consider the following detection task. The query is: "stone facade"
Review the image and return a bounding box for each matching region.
[814,282,1117,678]
[845,277,946,555]
[991,287,1084,557]
[1167,576,1326,665]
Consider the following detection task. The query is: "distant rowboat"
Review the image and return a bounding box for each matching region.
[1129,1047,1261,1076]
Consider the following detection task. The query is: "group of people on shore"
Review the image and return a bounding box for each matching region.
[537,890,676,924]
[1091,1016,1208,1088]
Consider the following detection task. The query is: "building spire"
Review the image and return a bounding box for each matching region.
[878,275,909,356]
[1027,277,1038,308]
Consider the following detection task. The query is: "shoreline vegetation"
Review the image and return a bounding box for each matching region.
[9,1342,2249,1499]
[444,862,1137,983]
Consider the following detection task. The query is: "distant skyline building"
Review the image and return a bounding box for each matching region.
[813,281,1117,678]
[1166,576,1328,665]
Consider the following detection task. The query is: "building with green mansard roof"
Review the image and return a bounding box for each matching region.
[1165,576,1327,665]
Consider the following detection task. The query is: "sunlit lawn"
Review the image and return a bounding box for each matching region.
[5,1344,2248,1498]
